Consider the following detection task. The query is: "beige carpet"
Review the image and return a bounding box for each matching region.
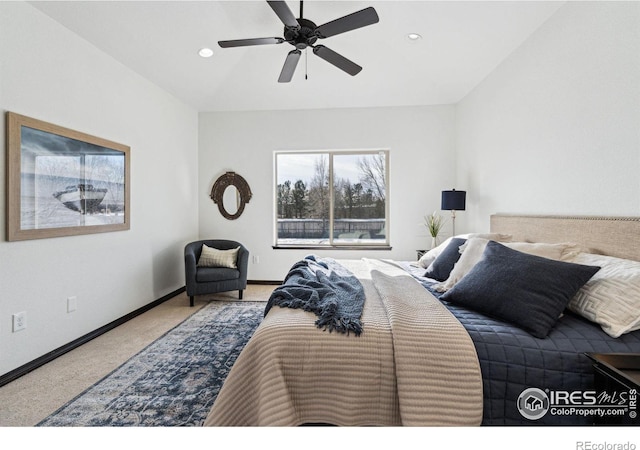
[0,285,274,427]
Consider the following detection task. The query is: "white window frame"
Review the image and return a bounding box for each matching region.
[273,149,390,249]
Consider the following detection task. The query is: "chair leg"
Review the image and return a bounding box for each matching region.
[190,296,194,307]
[239,290,243,300]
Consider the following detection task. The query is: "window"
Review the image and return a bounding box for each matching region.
[274,150,389,248]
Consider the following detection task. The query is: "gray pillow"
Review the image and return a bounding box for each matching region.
[440,241,600,338]
[424,238,466,281]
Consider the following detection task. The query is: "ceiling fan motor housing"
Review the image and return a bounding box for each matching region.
[285,18,318,49]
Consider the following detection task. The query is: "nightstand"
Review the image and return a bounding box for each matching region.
[586,353,639,425]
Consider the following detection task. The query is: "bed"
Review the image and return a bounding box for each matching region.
[204,215,640,426]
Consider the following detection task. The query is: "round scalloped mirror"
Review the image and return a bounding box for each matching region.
[210,172,252,220]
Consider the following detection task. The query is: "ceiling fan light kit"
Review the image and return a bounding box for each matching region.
[218,0,379,83]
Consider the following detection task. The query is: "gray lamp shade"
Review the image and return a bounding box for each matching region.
[441,190,466,211]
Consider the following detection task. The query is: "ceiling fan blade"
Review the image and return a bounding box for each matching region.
[278,50,301,83]
[218,37,284,48]
[267,1,300,29]
[313,45,362,76]
[315,7,379,38]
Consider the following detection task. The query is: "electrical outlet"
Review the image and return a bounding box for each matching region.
[12,311,27,332]
[67,296,77,313]
[253,255,260,264]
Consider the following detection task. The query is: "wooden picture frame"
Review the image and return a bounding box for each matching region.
[6,112,130,241]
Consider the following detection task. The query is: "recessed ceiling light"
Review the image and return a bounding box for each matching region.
[198,48,214,58]
[407,33,422,41]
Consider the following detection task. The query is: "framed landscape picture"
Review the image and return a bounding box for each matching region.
[6,112,130,241]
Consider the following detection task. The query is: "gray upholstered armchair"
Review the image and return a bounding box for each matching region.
[184,239,249,307]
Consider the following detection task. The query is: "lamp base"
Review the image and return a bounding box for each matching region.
[450,210,457,237]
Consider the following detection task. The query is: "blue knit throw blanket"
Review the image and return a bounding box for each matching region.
[265,255,365,335]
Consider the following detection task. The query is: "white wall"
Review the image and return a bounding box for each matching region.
[0,3,199,376]
[456,1,640,233]
[199,106,456,280]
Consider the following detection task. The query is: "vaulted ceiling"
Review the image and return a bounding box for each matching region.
[31,1,564,112]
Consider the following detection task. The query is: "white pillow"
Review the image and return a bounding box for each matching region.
[417,233,512,268]
[505,241,581,262]
[568,253,640,338]
[197,244,239,269]
[436,239,581,292]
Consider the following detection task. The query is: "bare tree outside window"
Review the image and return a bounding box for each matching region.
[358,153,386,201]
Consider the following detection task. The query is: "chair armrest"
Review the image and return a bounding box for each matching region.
[184,244,199,293]
[237,246,250,284]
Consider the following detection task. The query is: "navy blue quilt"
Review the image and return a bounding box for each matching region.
[412,274,640,425]
[443,302,640,425]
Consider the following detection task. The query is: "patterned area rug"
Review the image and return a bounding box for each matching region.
[37,301,264,427]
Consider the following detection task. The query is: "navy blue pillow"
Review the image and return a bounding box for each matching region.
[440,241,600,338]
[424,238,467,281]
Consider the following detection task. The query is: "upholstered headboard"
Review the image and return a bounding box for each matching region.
[490,214,640,262]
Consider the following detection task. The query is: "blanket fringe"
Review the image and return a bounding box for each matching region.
[274,295,363,336]
[315,315,363,336]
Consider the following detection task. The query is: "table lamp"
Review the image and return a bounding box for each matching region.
[441,189,466,236]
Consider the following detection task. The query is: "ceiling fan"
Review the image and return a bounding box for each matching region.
[218,1,379,83]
